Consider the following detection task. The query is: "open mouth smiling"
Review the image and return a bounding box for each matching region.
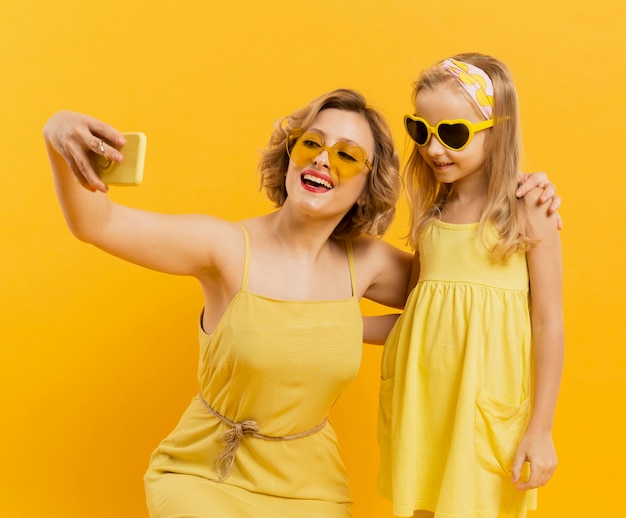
[301,172,334,191]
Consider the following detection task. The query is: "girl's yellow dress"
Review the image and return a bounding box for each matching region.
[378,220,538,517]
[145,228,362,517]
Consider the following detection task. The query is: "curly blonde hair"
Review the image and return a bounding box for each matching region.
[258,88,400,240]
[405,53,535,262]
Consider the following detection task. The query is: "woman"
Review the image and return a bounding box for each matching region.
[45,89,411,517]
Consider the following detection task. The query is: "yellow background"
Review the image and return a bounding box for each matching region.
[1,1,624,516]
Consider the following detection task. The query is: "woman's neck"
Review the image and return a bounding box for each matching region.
[262,209,339,259]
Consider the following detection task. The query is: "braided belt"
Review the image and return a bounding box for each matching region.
[198,391,328,481]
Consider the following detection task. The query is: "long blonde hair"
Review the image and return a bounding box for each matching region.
[405,53,534,262]
[259,88,400,240]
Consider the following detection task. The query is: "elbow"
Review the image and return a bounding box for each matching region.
[68,225,93,244]
[57,197,114,246]
[63,215,101,245]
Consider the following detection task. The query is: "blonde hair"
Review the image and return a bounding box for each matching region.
[405,52,534,262]
[259,88,400,240]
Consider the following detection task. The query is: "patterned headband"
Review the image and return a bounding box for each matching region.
[439,58,494,120]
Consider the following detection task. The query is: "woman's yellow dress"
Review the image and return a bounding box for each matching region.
[145,228,362,517]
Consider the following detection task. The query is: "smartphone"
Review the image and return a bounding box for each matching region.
[94,132,147,186]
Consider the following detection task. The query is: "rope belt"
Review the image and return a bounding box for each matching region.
[198,391,328,481]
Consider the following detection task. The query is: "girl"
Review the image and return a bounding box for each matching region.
[377,54,564,518]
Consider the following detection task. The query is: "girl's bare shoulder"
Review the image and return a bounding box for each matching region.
[518,187,560,247]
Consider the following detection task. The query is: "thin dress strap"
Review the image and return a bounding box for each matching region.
[240,225,250,290]
[345,240,357,297]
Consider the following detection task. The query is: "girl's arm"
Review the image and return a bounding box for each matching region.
[511,188,564,491]
[44,111,232,279]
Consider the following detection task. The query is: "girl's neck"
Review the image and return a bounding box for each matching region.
[440,181,488,224]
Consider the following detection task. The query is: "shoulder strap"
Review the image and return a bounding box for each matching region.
[240,225,250,290]
[345,240,357,297]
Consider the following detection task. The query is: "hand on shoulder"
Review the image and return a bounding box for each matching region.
[521,187,560,240]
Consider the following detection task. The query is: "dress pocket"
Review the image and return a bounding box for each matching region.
[474,392,530,476]
[377,377,394,448]
[376,376,395,490]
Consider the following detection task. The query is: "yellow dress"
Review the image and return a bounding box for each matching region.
[378,221,538,517]
[145,228,362,517]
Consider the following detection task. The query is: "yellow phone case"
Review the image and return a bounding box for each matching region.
[95,132,146,186]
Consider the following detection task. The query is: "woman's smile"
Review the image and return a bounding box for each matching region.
[301,169,334,191]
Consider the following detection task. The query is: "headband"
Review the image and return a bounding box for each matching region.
[439,58,494,120]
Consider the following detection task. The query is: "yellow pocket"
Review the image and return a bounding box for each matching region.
[377,377,394,447]
[377,376,395,488]
[474,393,530,476]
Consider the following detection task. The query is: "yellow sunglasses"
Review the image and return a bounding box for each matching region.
[287,132,372,179]
[404,114,494,151]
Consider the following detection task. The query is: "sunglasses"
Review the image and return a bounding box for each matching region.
[287,132,372,179]
[404,114,494,151]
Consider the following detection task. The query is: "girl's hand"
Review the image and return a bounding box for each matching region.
[43,111,126,193]
[511,431,558,491]
[516,172,562,229]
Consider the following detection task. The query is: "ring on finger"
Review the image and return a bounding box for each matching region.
[97,139,112,169]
